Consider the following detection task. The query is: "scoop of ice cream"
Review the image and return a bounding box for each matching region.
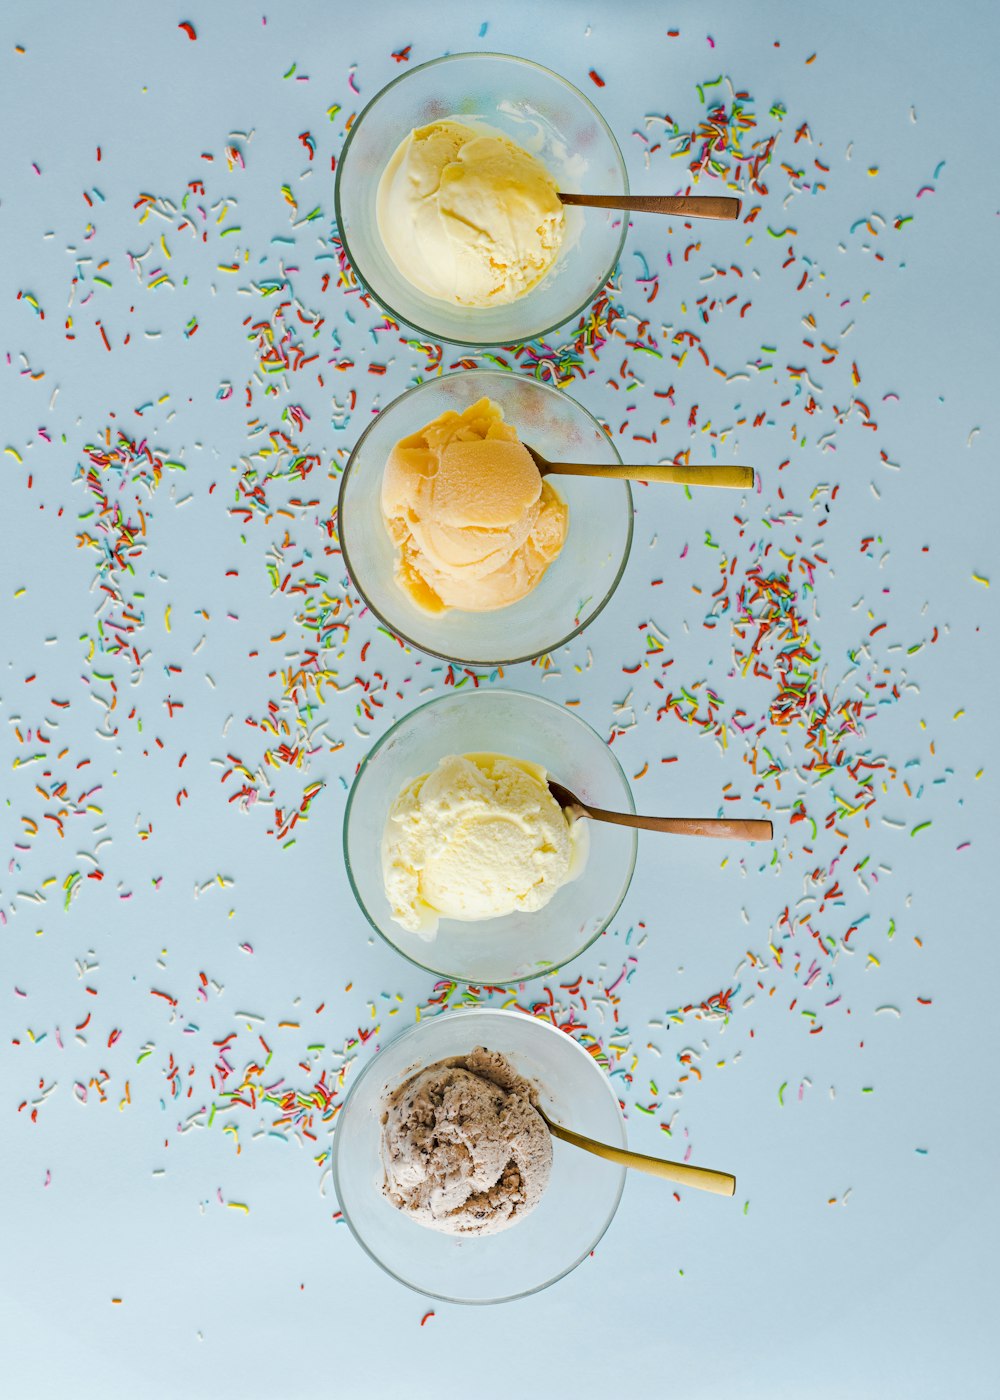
[381,396,567,614]
[381,1046,552,1236]
[382,751,587,937]
[376,119,565,307]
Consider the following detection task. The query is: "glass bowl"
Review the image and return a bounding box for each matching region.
[337,369,633,666]
[343,688,637,983]
[332,1008,627,1303]
[334,51,628,346]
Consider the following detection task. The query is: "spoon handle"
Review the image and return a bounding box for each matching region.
[545,1117,736,1197]
[542,462,754,490]
[584,809,772,842]
[558,193,741,221]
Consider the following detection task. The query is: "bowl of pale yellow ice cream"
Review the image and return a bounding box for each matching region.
[343,689,636,983]
[338,370,633,665]
[332,1009,627,1302]
[334,52,628,345]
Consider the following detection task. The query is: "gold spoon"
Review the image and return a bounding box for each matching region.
[548,779,773,843]
[525,445,754,492]
[559,193,741,222]
[537,1105,736,1197]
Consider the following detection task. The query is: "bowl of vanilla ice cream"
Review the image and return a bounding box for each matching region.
[337,369,634,665]
[331,1008,627,1302]
[334,52,628,345]
[343,688,637,983]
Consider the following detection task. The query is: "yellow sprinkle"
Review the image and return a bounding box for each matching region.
[953,709,965,720]
[4,446,23,462]
[14,587,26,598]
[164,605,171,633]
[227,1201,249,1214]
[972,572,989,587]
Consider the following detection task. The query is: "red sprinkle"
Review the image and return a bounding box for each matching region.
[420,1311,435,1326]
[588,69,605,87]
[178,21,197,40]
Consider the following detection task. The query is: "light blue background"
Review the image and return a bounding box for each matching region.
[1,2,997,1397]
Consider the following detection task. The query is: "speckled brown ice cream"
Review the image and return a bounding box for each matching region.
[380,1046,552,1236]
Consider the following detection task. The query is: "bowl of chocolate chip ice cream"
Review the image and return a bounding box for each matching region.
[331,1008,626,1302]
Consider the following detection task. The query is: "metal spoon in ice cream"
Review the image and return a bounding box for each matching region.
[536,1104,736,1197]
[558,192,741,221]
[524,445,754,492]
[547,779,773,843]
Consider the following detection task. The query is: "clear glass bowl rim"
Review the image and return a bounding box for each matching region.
[332,50,630,348]
[330,1006,628,1304]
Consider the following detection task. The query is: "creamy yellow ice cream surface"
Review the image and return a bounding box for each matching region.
[381,396,567,614]
[376,119,565,307]
[381,752,588,937]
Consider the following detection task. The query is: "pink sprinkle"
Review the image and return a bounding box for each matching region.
[916,185,935,198]
[707,35,715,47]
[680,543,688,558]
[44,1170,51,1187]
